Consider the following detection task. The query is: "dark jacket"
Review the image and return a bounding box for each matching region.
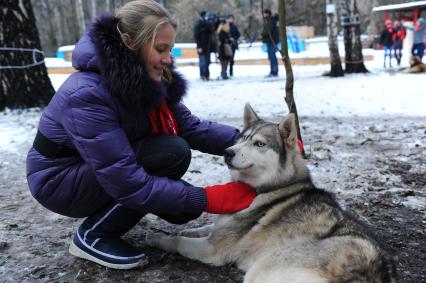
[218,29,233,60]
[26,13,239,218]
[194,16,214,54]
[229,22,241,50]
[261,14,280,44]
[380,28,394,47]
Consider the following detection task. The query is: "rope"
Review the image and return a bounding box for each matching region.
[344,59,365,64]
[0,47,45,69]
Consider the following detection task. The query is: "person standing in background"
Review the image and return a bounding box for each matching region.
[261,9,280,77]
[392,20,406,66]
[194,11,214,80]
[379,19,394,68]
[217,20,233,80]
[226,14,240,77]
[405,17,426,61]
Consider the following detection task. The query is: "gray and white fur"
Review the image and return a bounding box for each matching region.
[146,104,396,283]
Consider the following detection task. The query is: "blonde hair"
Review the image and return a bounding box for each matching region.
[217,22,230,33]
[116,0,177,81]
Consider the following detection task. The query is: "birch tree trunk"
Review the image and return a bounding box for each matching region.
[75,0,86,37]
[339,0,368,73]
[90,0,97,20]
[52,2,63,47]
[326,0,344,77]
[277,0,305,156]
[0,0,54,110]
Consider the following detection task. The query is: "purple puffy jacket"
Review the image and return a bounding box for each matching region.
[26,13,239,218]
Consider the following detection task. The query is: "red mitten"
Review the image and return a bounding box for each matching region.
[204,182,256,214]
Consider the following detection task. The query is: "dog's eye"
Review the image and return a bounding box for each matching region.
[254,141,266,147]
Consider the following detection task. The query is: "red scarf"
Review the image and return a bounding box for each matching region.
[147,100,178,136]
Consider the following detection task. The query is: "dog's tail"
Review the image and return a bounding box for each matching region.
[324,237,397,283]
[362,251,397,283]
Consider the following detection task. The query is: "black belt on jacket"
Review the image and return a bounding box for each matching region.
[33,129,80,158]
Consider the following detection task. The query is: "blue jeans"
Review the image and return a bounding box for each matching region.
[412,43,425,60]
[199,53,211,79]
[266,43,278,75]
[383,45,392,67]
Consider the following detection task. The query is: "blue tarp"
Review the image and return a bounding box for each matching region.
[261,33,305,53]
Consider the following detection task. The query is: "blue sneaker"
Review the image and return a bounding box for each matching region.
[69,229,147,269]
[69,203,147,269]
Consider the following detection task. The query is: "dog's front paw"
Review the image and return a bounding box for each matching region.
[178,224,214,238]
[178,228,199,237]
[145,233,176,253]
[145,233,161,247]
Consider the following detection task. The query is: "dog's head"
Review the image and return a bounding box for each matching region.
[224,104,310,194]
[409,56,421,67]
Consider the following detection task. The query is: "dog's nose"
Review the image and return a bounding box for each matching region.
[224,148,235,163]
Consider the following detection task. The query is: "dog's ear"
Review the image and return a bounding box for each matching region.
[278,113,298,149]
[244,103,260,128]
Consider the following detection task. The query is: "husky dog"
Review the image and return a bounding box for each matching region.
[408,56,426,73]
[146,104,396,283]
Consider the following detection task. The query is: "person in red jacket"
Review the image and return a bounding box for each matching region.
[392,20,406,66]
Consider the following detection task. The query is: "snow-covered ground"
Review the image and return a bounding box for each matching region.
[1,50,425,282]
[47,50,425,119]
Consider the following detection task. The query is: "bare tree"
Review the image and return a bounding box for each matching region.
[286,0,326,35]
[339,0,368,73]
[325,0,344,77]
[31,0,81,57]
[170,0,213,43]
[30,0,400,57]
[276,0,305,156]
[75,0,86,37]
[0,0,54,110]
[90,0,97,20]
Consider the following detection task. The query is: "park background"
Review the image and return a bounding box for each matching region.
[1,0,425,282]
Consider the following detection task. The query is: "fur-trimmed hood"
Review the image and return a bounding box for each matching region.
[71,12,187,111]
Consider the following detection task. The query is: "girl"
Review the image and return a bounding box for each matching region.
[26,0,255,270]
